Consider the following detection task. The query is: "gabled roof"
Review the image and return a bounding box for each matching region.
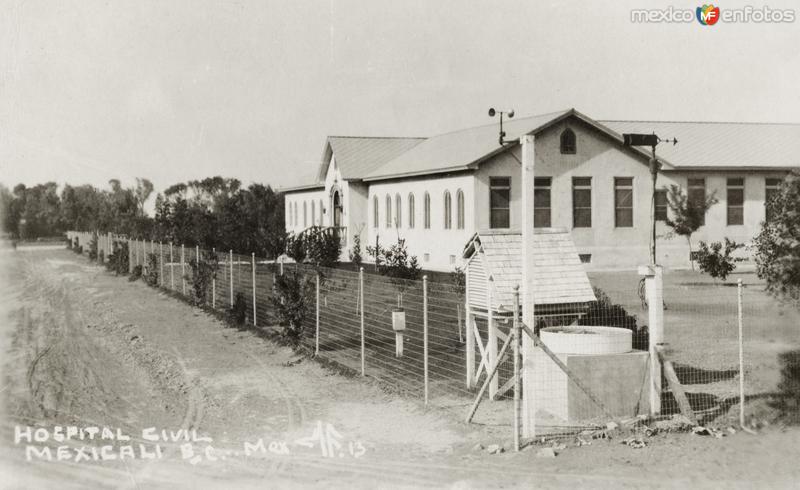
[601,120,800,170]
[463,229,596,312]
[319,136,426,181]
[362,109,670,182]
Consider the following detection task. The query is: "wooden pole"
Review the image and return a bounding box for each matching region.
[738,278,745,428]
[360,267,365,377]
[181,244,186,295]
[251,252,257,326]
[212,247,216,308]
[423,275,429,406]
[513,286,521,452]
[170,243,174,290]
[315,273,320,356]
[229,250,234,306]
[465,266,474,388]
[645,265,664,415]
[487,283,498,399]
[159,242,164,287]
[466,330,514,423]
[520,134,537,438]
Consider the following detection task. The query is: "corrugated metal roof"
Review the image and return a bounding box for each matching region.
[601,120,800,170]
[463,229,596,312]
[363,110,572,181]
[326,136,426,180]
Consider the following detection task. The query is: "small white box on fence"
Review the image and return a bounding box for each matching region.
[391,309,406,331]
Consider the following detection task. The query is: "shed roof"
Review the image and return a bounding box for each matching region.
[320,136,426,181]
[463,229,596,311]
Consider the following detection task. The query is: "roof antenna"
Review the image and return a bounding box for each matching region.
[489,108,514,145]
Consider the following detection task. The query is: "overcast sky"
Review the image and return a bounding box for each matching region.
[1,0,798,198]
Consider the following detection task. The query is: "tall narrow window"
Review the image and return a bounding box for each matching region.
[614,177,634,227]
[654,189,668,221]
[424,192,431,229]
[408,193,415,228]
[572,177,592,227]
[688,178,706,226]
[560,128,576,154]
[373,196,379,229]
[303,202,308,227]
[288,203,293,226]
[727,177,744,225]
[443,191,452,229]
[319,199,324,225]
[489,177,511,228]
[294,203,298,227]
[456,189,465,229]
[385,195,392,228]
[765,178,782,222]
[534,177,552,228]
[395,194,402,228]
[311,201,316,226]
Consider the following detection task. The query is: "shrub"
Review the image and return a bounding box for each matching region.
[371,238,421,308]
[98,250,104,263]
[771,349,800,423]
[187,251,218,306]
[74,245,83,255]
[145,252,160,287]
[349,233,363,268]
[287,227,342,269]
[129,264,143,281]
[106,240,129,275]
[228,292,248,326]
[271,270,314,344]
[579,287,649,350]
[695,238,744,281]
[88,233,98,261]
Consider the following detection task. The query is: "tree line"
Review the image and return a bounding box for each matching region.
[1,176,286,259]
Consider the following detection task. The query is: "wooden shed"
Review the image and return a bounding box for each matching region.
[461,228,596,394]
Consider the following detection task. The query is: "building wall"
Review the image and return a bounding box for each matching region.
[284,189,325,235]
[366,172,475,271]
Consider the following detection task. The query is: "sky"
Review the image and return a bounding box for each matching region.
[1,0,798,201]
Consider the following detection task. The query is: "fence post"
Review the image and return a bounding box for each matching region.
[513,285,521,452]
[170,243,174,290]
[159,242,164,287]
[423,275,429,406]
[360,267,365,377]
[181,244,186,296]
[229,250,234,306]
[128,239,133,273]
[737,278,745,428]
[315,273,320,356]
[251,252,257,326]
[212,247,216,309]
[640,264,664,416]
[466,268,474,388]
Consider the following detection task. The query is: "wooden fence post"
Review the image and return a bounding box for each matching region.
[159,242,164,287]
[251,252,257,326]
[170,243,174,289]
[360,267,365,377]
[513,285,521,452]
[738,278,745,428]
[315,273,320,356]
[466,268,474,388]
[423,275,429,406]
[181,244,186,296]
[229,250,234,307]
[212,247,216,309]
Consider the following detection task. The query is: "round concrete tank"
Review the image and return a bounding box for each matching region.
[539,326,632,355]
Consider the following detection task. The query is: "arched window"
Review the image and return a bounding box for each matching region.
[288,202,293,226]
[395,194,402,228]
[294,202,298,226]
[408,193,415,228]
[303,202,307,227]
[560,128,576,154]
[311,201,316,226]
[424,192,431,229]
[319,199,324,225]
[443,191,452,229]
[385,195,392,228]
[456,189,465,229]
[373,196,379,229]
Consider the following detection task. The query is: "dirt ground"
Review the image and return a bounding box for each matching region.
[1,248,799,489]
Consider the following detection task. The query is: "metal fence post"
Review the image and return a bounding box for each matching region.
[360,267,365,377]
[423,275,429,406]
[128,238,133,273]
[251,252,257,326]
[159,241,164,287]
[315,273,320,356]
[738,278,745,428]
[229,250,234,306]
[181,244,186,295]
[212,247,216,309]
[170,243,174,290]
[513,285,521,452]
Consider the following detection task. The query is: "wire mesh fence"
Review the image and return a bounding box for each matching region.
[64,230,796,437]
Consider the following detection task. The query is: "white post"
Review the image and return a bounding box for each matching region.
[520,133,537,438]
[465,266,475,388]
[159,242,164,287]
[513,285,521,452]
[170,243,174,290]
[229,250,234,306]
[251,253,257,326]
[128,239,133,273]
[639,264,664,416]
[360,267,365,377]
[738,278,745,427]
[315,273,320,356]
[212,247,216,308]
[487,283,498,399]
[423,275,429,405]
[181,244,186,295]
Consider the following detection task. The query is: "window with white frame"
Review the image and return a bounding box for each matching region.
[727,177,744,225]
[395,194,402,228]
[456,189,465,229]
[424,192,431,229]
[534,177,551,228]
[489,177,511,228]
[614,177,634,227]
[444,191,452,229]
[373,196,379,228]
[385,195,392,228]
[408,193,415,228]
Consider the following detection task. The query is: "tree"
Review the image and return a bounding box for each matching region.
[665,184,718,270]
[754,171,800,304]
[695,238,744,282]
[371,238,421,307]
[135,178,154,216]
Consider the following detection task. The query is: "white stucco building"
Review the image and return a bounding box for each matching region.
[282,108,799,271]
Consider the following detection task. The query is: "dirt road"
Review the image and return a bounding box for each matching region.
[1,248,799,489]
